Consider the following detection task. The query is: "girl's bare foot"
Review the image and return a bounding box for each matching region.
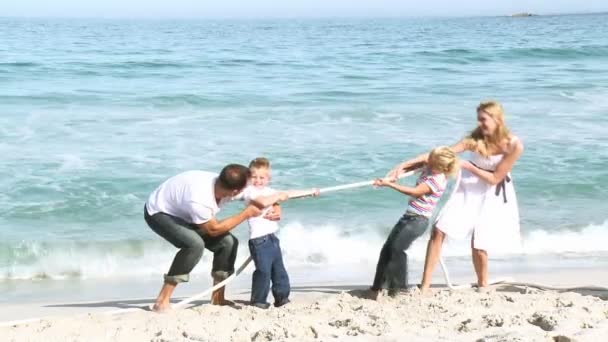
[367,288,381,301]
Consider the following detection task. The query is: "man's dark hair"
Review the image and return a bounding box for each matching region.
[218,164,250,190]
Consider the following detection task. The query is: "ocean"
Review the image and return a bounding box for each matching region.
[1,14,607,302]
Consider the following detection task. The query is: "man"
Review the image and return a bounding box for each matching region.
[144,164,279,312]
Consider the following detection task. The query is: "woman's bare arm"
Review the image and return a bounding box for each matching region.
[386,140,468,179]
[463,137,524,185]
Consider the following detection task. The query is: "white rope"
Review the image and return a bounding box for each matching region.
[320,170,417,194]
[436,169,510,290]
[440,254,608,291]
[162,171,422,311]
[490,282,608,292]
[3,169,606,328]
[103,256,254,314]
[439,257,514,290]
[173,255,253,309]
[3,171,420,326]
[287,169,418,199]
[436,169,474,290]
[436,172,608,292]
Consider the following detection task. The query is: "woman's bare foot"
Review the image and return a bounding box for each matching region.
[476,285,494,293]
[419,286,433,297]
[149,302,172,313]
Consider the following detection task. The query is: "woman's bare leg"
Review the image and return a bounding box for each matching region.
[471,239,489,288]
[420,227,446,294]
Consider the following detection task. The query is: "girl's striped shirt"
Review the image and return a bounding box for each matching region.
[407,168,447,217]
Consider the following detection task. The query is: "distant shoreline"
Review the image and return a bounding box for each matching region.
[0,11,606,21]
[511,12,538,17]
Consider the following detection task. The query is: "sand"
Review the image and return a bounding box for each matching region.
[3,278,608,342]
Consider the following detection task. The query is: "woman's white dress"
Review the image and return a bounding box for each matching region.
[434,152,521,254]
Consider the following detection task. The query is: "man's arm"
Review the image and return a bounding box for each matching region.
[264,204,281,221]
[248,193,287,209]
[196,205,261,237]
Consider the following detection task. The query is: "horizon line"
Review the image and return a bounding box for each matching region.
[1,10,607,21]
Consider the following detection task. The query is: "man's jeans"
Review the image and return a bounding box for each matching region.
[144,206,238,284]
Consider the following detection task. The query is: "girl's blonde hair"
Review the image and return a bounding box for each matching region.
[428,146,459,176]
[463,100,511,157]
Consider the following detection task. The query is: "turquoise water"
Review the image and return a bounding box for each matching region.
[1,15,608,288]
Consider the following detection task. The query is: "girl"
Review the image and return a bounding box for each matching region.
[370,146,458,298]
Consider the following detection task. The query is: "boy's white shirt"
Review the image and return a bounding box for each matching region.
[234,185,280,239]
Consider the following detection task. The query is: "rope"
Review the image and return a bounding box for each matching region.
[3,168,606,329]
[436,172,608,292]
[15,170,419,324]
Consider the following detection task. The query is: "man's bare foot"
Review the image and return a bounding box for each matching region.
[211,286,236,306]
[212,299,235,306]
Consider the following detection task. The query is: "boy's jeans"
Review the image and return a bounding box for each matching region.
[248,233,290,306]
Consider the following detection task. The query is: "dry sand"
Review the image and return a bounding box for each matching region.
[3,281,608,342]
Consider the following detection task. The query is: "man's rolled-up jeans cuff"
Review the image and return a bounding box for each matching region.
[211,270,232,281]
[164,273,189,284]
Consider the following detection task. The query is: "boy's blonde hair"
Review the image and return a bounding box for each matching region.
[428,146,459,176]
[249,157,270,170]
[463,100,511,157]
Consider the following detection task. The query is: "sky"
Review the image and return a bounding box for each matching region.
[1,0,607,19]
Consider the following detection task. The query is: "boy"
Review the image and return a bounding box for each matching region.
[237,157,319,309]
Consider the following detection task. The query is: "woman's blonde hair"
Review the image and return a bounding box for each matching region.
[463,100,511,157]
[427,146,459,176]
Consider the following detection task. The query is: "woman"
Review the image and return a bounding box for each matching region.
[386,101,524,293]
